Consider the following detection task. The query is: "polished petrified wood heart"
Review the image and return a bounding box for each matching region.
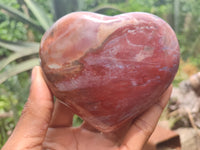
[39,12,180,132]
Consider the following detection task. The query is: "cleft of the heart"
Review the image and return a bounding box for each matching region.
[39,12,180,132]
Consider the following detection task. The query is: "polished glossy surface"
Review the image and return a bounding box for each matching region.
[39,12,180,132]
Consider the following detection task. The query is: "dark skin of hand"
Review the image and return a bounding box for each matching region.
[2,66,172,150]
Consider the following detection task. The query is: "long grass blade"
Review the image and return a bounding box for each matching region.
[0,58,40,84]
[89,5,124,14]
[0,51,38,71]
[24,0,53,30]
[0,39,39,52]
[0,2,44,32]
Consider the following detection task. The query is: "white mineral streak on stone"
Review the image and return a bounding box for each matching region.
[108,44,121,56]
[84,15,119,23]
[131,80,138,86]
[48,63,62,69]
[128,29,136,34]
[127,25,156,62]
[125,34,144,48]
[134,46,155,62]
[55,73,102,91]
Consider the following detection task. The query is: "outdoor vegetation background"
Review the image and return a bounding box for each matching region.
[0,0,200,147]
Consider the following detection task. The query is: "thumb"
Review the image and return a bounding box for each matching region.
[2,66,54,150]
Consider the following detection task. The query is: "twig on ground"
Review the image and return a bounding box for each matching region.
[186,109,200,137]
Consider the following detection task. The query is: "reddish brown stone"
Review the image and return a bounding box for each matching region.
[39,12,180,132]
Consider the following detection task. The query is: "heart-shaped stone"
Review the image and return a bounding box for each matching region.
[39,12,180,132]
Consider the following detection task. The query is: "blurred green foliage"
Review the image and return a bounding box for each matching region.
[0,0,200,148]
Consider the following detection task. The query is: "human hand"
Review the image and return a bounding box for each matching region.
[2,66,172,150]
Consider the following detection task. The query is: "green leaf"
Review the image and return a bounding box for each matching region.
[0,39,39,52]
[89,5,124,14]
[53,0,79,20]
[0,51,38,71]
[0,58,40,84]
[0,2,44,32]
[24,0,53,30]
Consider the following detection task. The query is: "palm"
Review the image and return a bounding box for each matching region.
[43,101,120,150]
[44,126,119,150]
